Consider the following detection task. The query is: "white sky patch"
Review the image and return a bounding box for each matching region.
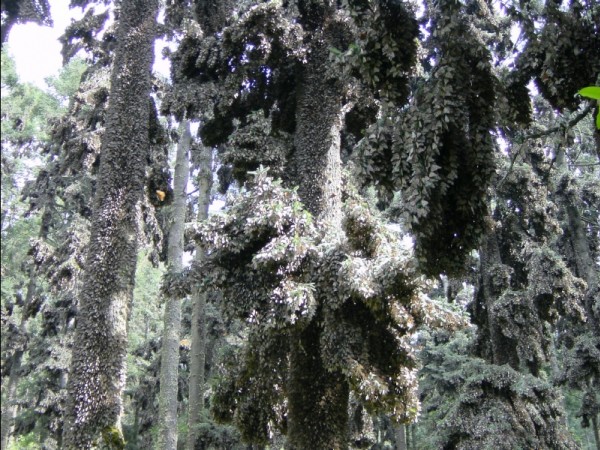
[7,0,172,88]
[6,2,85,88]
[154,38,175,79]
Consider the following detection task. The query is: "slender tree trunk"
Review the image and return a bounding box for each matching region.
[287,22,347,449]
[555,147,600,450]
[394,423,407,450]
[591,413,600,450]
[157,120,191,449]
[62,0,158,447]
[186,141,213,450]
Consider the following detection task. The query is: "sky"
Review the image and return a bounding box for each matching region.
[6,1,171,89]
[6,2,80,88]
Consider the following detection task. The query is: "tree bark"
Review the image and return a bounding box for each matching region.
[592,413,600,450]
[470,226,523,371]
[186,140,213,450]
[62,0,158,447]
[556,147,600,450]
[287,21,348,449]
[156,120,191,449]
[394,423,407,450]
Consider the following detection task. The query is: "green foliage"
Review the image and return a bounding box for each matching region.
[129,253,164,355]
[418,330,577,450]
[577,86,600,129]
[1,48,19,87]
[1,49,63,145]
[45,57,87,103]
[578,87,600,101]
[7,432,40,449]
[563,389,598,450]
[102,425,126,450]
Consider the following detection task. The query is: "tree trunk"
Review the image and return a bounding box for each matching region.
[394,423,407,450]
[591,412,600,450]
[287,22,347,449]
[186,140,213,450]
[157,120,191,450]
[0,344,24,450]
[555,147,600,450]
[62,0,158,447]
[288,319,349,450]
[555,146,599,331]
[471,228,520,369]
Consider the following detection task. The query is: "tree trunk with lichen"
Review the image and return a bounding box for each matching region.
[555,147,600,450]
[472,228,521,369]
[287,20,348,449]
[62,0,158,447]
[156,120,191,450]
[186,137,213,450]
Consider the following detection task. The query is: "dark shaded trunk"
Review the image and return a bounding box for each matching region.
[288,318,349,449]
[287,21,347,449]
[592,413,600,450]
[62,0,158,447]
[472,229,520,369]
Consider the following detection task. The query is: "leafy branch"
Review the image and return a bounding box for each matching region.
[578,86,600,129]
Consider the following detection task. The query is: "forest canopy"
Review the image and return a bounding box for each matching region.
[1,0,599,449]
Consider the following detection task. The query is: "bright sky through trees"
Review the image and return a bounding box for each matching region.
[6,2,78,88]
[5,1,170,89]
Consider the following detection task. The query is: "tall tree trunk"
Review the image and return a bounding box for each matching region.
[592,413,600,450]
[474,229,520,369]
[62,0,158,447]
[556,147,600,450]
[156,120,191,450]
[287,21,347,449]
[0,275,35,450]
[559,185,599,334]
[186,140,213,450]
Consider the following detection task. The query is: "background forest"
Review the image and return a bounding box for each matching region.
[1,0,598,449]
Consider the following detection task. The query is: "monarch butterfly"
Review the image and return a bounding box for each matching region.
[156,190,166,202]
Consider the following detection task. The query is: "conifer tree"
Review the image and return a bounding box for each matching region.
[156,120,190,450]
[62,0,159,447]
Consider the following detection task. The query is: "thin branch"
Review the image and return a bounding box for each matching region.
[497,104,595,190]
[523,104,594,141]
